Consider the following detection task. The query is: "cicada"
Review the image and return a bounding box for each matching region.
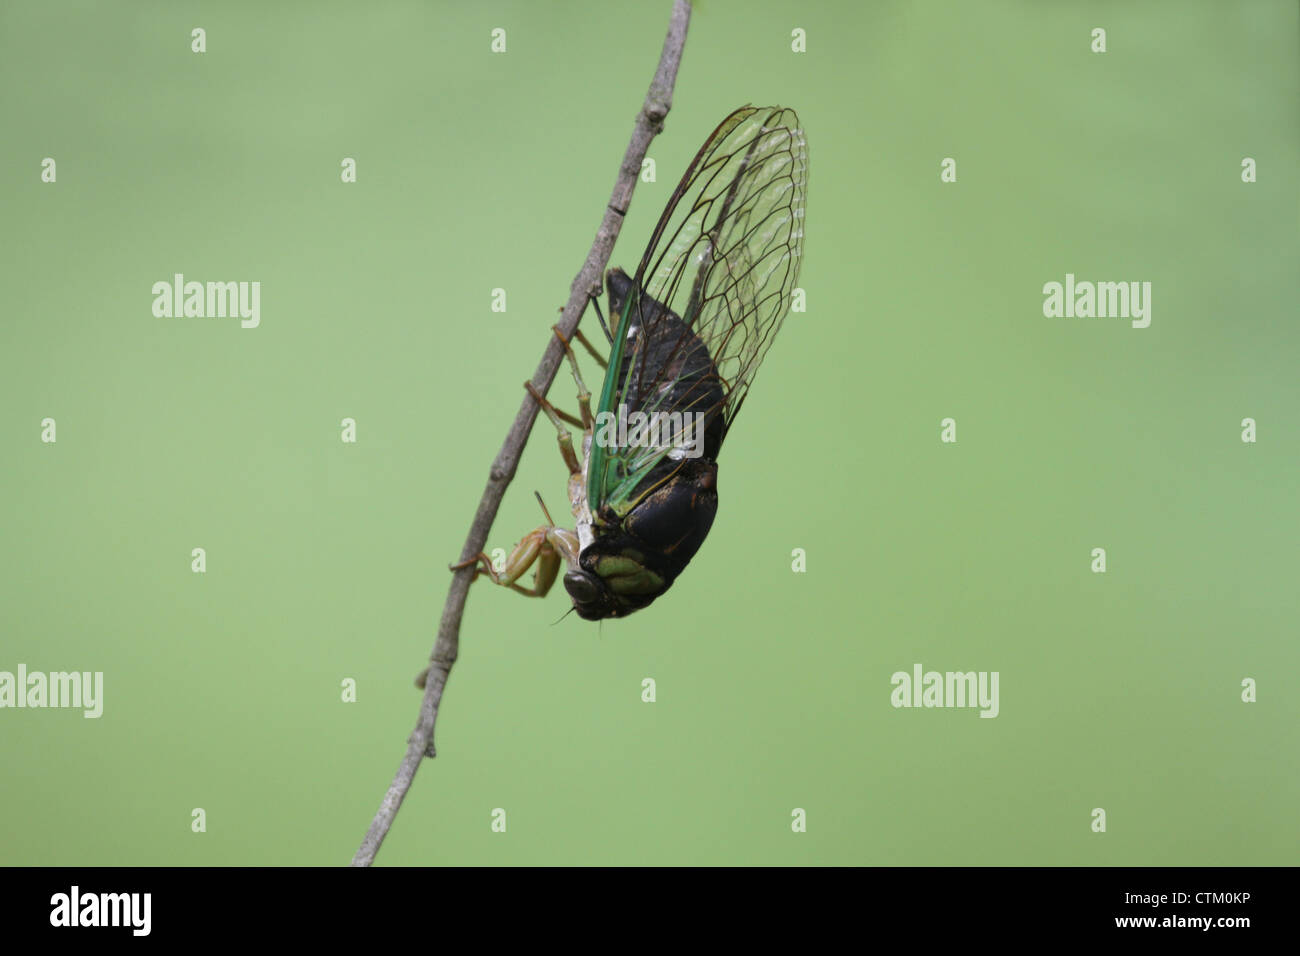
[458,105,807,619]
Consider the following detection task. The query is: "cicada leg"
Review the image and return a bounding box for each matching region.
[450,524,578,598]
[525,381,583,476]
[450,323,599,599]
[570,325,609,370]
[552,324,606,432]
[588,290,615,349]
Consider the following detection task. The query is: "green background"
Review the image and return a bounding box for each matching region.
[1,0,1296,866]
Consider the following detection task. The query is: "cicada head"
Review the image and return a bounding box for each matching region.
[564,460,718,620]
[562,564,658,621]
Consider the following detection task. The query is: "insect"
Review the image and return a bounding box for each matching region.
[456,105,807,619]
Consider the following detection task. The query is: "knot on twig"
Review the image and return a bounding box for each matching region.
[645,98,669,125]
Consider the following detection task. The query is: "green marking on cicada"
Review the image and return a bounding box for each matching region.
[586,283,639,517]
[594,554,664,596]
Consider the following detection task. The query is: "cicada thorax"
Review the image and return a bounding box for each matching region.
[562,270,726,620]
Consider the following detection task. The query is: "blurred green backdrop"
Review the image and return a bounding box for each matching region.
[1,0,1296,866]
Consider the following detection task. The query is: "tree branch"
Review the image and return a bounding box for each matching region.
[349,0,692,867]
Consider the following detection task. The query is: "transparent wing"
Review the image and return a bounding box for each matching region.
[637,105,807,433]
[590,106,807,514]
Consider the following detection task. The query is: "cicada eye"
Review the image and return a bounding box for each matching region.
[563,570,601,606]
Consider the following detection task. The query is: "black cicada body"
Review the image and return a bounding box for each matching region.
[464,105,806,622]
[565,106,808,619]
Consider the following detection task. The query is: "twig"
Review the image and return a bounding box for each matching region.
[349,0,692,867]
